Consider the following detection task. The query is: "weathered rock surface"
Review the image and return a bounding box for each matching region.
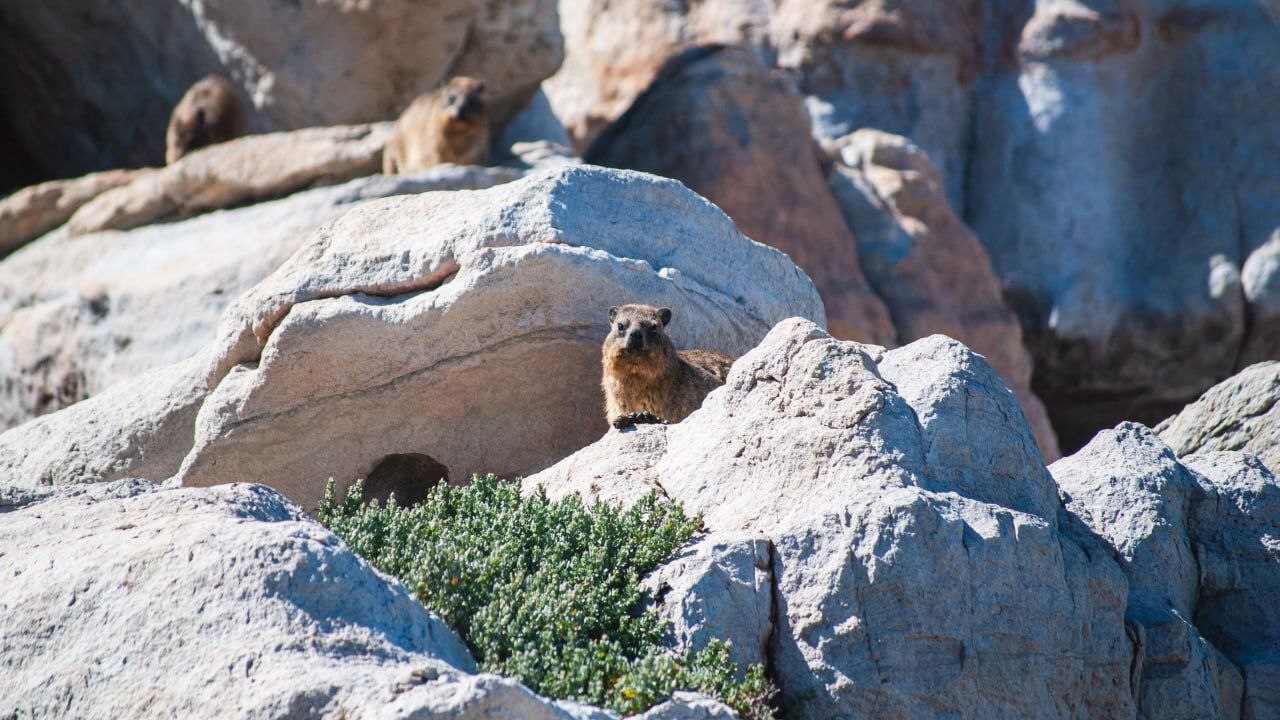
[829,129,1059,460]
[969,0,1280,450]
[0,479,726,720]
[641,533,773,674]
[586,46,895,346]
[0,480,478,717]
[771,0,978,206]
[67,123,394,236]
[0,168,148,256]
[528,319,1135,718]
[1052,424,1280,720]
[0,165,823,512]
[0,0,563,178]
[1183,452,1280,720]
[0,159,541,433]
[548,0,1280,451]
[545,0,770,149]
[1158,361,1280,474]
[175,165,821,509]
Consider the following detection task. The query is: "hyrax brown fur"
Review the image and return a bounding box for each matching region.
[165,75,248,164]
[383,77,489,174]
[601,304,735,429]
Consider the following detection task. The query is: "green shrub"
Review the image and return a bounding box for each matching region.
[317,475,775,719]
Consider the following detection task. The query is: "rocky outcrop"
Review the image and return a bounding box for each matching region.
[174,165,822,509]
[969,0,1280,449]
[0,168,149,255]
[1157,361,1280,473]
[527,319,1135,718]
[0,157,543,432]
[530,318,1280,719]
[547,0,1280,451]
[586,46,895,346]
[0,0,563,178]
[67,123,394,235]
[1052,424,1280,719]
[571,45,1060,447]
[0,165,824,512]
[828,129,1059,460]
[0,479,723,719]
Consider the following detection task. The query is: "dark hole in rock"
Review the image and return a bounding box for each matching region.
[362,453,449,507]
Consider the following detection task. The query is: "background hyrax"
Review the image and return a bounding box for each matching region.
[165,75,248,164]
[601,304,735,429]
[383,76,489,174]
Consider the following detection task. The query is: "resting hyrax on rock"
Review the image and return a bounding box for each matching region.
[165,75,248,164]
[602,304,735,429]
[383,76,489,174]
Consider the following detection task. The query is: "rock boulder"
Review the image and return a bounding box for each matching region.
[0,156,539,432]
[527,319,1134,718]
[1157,361,1280,473]
[0,165,824,513]
[1052,424,1280,719]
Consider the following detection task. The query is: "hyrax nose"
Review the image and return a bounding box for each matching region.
[626,332,643,350]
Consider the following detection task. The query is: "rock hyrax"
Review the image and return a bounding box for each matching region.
[165,75,248,164]
[601,304,735,429]
[383,77,489,174]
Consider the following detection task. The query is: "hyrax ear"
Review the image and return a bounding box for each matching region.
[608,306,619,322]
[658,308,672,326]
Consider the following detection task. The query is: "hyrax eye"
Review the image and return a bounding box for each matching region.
[616,323,626,334]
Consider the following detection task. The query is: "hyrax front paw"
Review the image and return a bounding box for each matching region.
[612,412,666,430]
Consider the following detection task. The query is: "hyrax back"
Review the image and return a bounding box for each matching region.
[601,304,735,429]
[383,77,489,174]
[166,75,248,164]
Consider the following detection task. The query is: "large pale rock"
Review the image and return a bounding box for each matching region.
[67,123,393,236]
[0,165,821,509]
[1051,425,1280,719]
[0,480,475,716]
[544,0,770,148]
[829,129,1060,460]
[528,319,1134,718]
[0,168,148,256]
[1052,424,1201,617]
[0,355,211,497]
[586,46,895,346]
[0,479,703,719]
[0,0,562,178]
[0,162,533,432]
[878,335,1061,519]
[1157,361,1280,473]
[174,165,821,509]
[968,0,1280,450]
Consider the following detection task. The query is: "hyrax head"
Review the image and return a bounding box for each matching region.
[607,304,673,354]
[441,76,486,124]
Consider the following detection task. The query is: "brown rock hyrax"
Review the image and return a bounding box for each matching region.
[602,304,735,429]
[165,75,248,164]
[383,77,489,174]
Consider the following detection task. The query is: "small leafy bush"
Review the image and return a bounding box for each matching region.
[317,475,775,719]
